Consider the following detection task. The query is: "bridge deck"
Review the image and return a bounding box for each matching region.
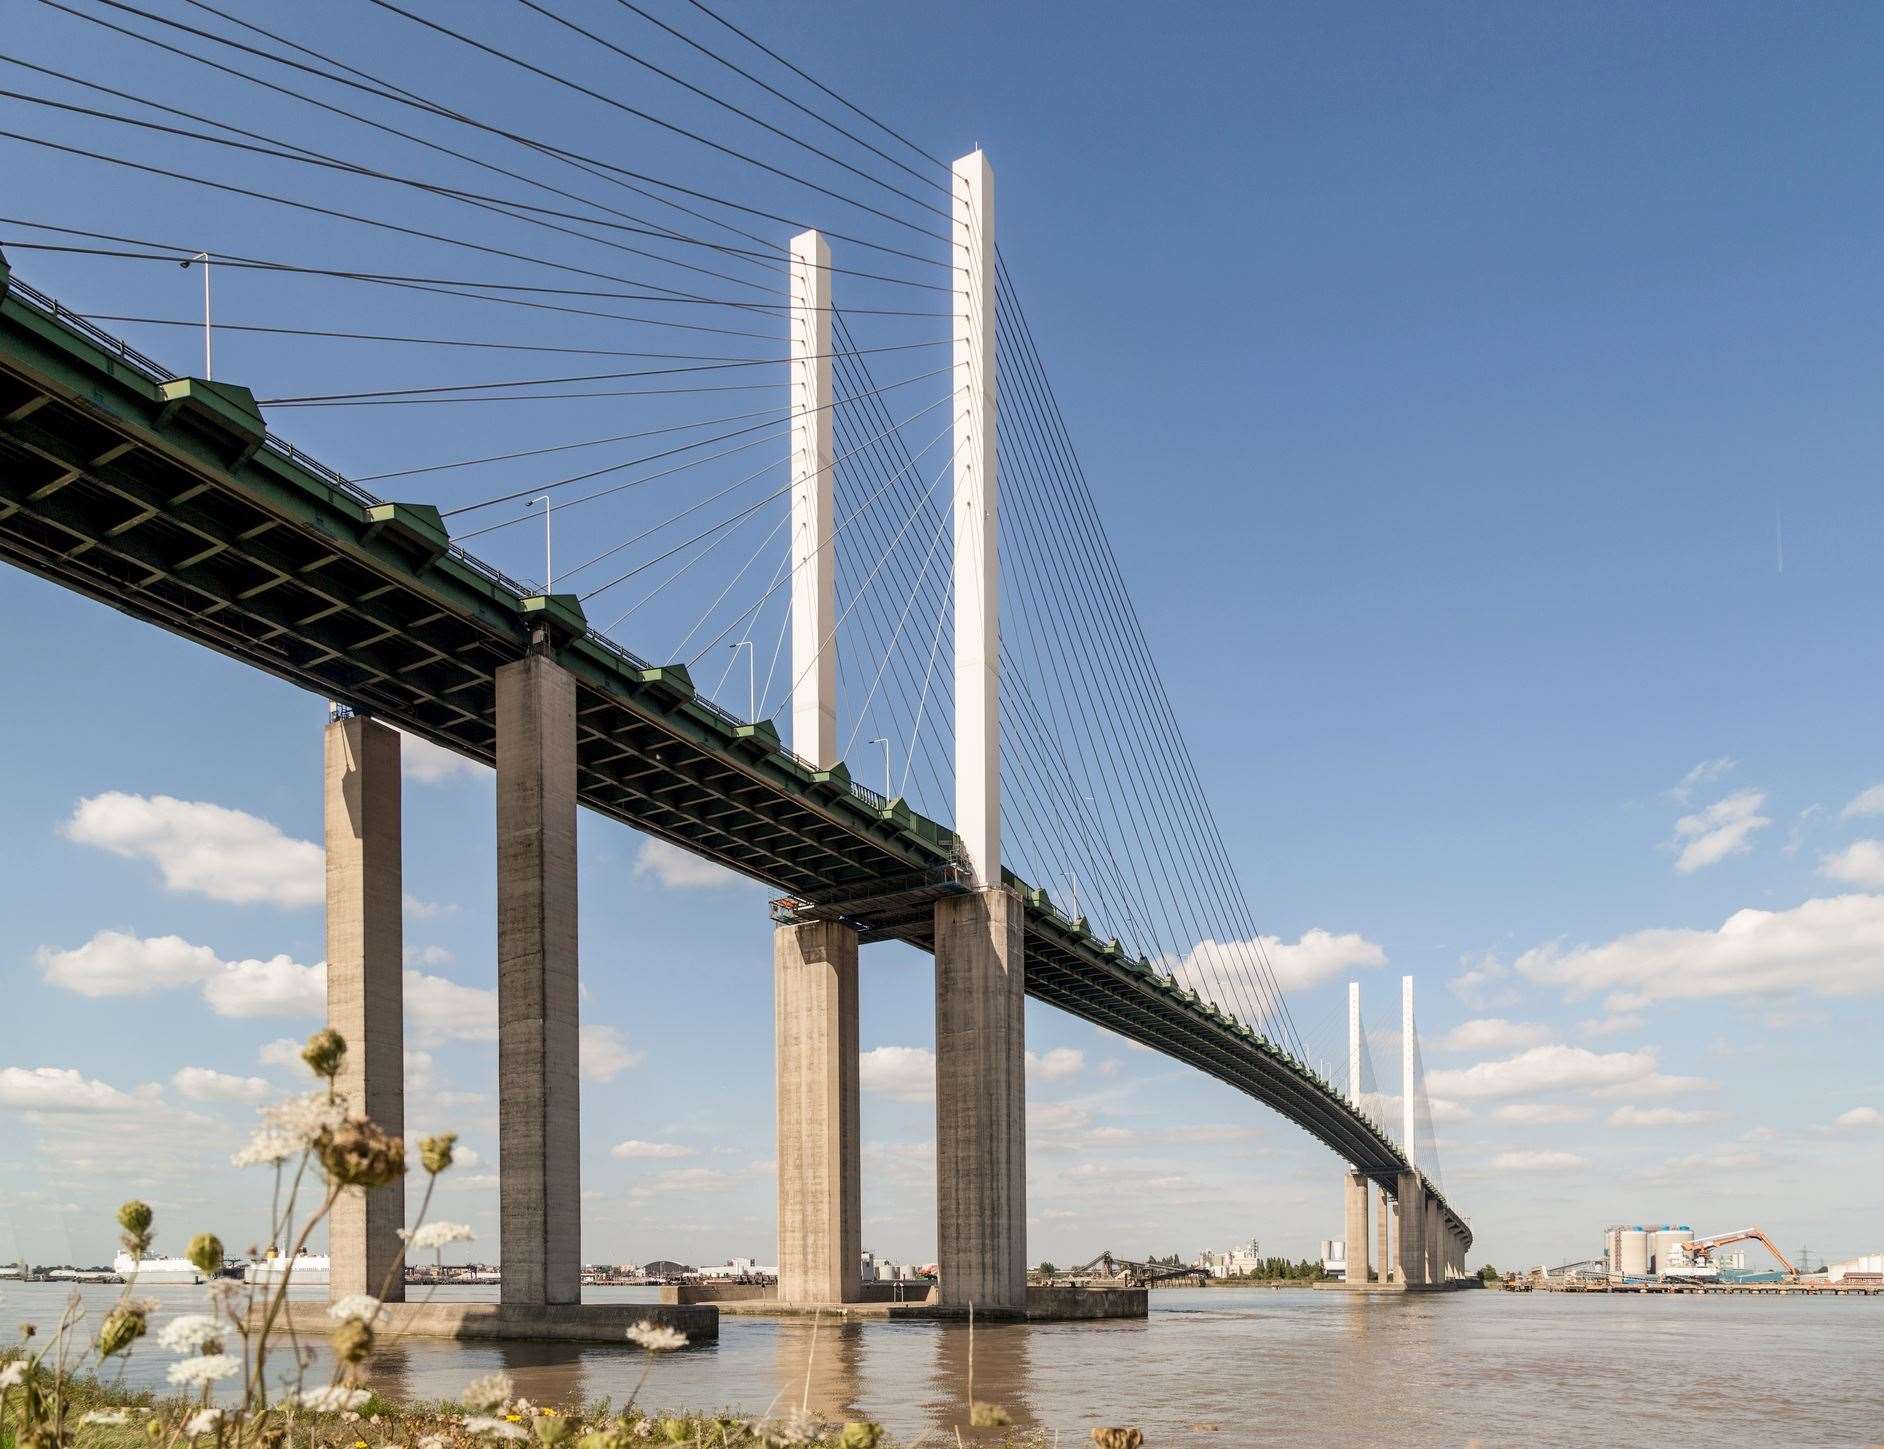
[0,258,1468,1248]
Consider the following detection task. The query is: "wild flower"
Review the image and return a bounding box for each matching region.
[301,1028,347,1081]
[328,1294,384,1324]
[186,1233,225,1277]
[184,1408,224,1437]
[231,1126,301,1168]
[419,1132,457,1175]
[399,1221,475,1251]
[418,1436,447,1449]
[156,1314,224,1354]
[624,1322,687,1353]
[167,1353,241,1387]
[464,1417,531,1440]
[0,1361,26,1390]
[81,1410,131,1425]
[460,1372,514,1413]
[295,1386,374,1412]
[332,1318,375,1364]
[117,1199,154,1256]
[315,1116,406,1188]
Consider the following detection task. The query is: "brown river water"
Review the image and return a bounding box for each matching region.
[7,1282,1883,1447]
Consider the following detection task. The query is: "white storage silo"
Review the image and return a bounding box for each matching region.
[1618,1228,1650,1277]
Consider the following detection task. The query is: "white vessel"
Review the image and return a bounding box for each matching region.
[243,1250,329,1287]
[111,1253,204,1285]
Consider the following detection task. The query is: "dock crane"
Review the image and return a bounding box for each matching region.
[1669,1228,1797,1277]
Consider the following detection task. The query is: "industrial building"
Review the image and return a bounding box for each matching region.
[1604,1224,1694,1277]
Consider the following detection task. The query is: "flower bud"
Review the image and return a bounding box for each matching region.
[331,1319,374,1365]
[117,1200,154,1255]
[533,1414,571,1447]
[315,1117,406,1189]
[419,1132,457,1176]
[97,1303,149,1358]
[186,1233,224,1278]
[302,1028,347,1081]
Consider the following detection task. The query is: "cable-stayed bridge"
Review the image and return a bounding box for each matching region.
[0,0,1469,1318]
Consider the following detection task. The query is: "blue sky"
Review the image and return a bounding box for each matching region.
[2,0,1883,1275]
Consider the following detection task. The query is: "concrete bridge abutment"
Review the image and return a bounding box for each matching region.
[324,712,406,1302]
[774,919,862,1304]
[1394,1171,1425,1286]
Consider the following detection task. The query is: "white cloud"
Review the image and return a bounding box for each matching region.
[1592,1071,1718,1100]
[1489,1150,1587,1172]
[1492,1103,1591,1125]
[1820,840,1884,889]
[1670,789,1770,873]
[1448,953,1517,1010]
[258,1038,302,1070]
[1666,757,1736,804]
[171,1066,270,1103]
[1607,1105,1724,1128]
[610,1140,699,1160]
[1425,1044,1662,1101]
[403,894,456,922]
[405,970,496,1046]
[1173,928,1385,998]
[399,732,485,786]
[36,931,220,997]
[1027,1048,1085,1083]
[860,1045,934,1103]
[0,1066,153,1113]
[1436,1018,1550,1054]
[204,956,325,1017]
[1833,1106,1882,1130]
[1517,893,1884,1004]
[579,1024,641,1082]
[1841,784,1884,820]
[632,838,736,890]
[405,945,453,967]
[1577,1013,1644,1038]
[63,792,322,906]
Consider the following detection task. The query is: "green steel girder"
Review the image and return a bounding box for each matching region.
[0,272,1470,1252]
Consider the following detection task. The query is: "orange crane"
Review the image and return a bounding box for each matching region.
[1676,1228,1796,1276]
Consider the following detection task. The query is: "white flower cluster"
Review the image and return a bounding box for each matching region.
[156,1314,224,1354]
[460,1371,514,1413]
[399,1220,476,1251]
[233,1090,349,1167]
[463,1417,529,1441]
[167,1353,241,1388]
[0,1362,25,1390]
[295,1386,373,1412]
[81,1410,132,1426]
[326,1294,384,1324]
[626,1322,687,1352]
[184,1408,223,1437]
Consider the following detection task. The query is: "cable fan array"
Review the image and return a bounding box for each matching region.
[1,0,1306,1060]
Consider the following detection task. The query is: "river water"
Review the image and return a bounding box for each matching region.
[7,1282,1882,1447]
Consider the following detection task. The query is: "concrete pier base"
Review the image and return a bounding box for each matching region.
[933,887,1026,1311]
[272,1301,716,1344]
[774,919,861,1305]
[1426,1195,1443,1283]
[323,714,405,1303]
[663,1284,1144,1322]
[496,654,582,1307]
[1344,1172,1371,1286]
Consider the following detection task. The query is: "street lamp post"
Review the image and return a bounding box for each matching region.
[179,252,211,378]
[731,639,755,723]
[868,736,891,800]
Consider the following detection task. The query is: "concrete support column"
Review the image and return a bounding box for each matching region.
[1426,1197,1442,1283]
[934,887,1025,1310]
[496,654,581,1306]
[1395,1173,1425,1286]
[324,714,405,1303]
[775,920,861,1304]
[1377,1185,1391,1288]
[1343,1172,1370,1286]
[788,229,836,769]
